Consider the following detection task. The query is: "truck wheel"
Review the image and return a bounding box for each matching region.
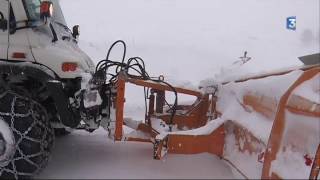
[0,91,54,179]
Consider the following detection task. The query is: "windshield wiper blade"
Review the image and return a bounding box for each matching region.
[53,21,72,33]
[49,23,58,43]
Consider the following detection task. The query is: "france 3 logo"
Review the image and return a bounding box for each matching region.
[287,16,296,31]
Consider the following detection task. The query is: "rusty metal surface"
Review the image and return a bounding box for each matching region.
[310,144,320,179]
[166,125,225,157]
[262,67,320,179]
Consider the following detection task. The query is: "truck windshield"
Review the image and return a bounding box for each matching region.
[23,0,41,21]
[23,0,68,26]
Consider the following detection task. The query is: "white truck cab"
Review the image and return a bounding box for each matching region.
[0,0,95,78]
[0,1,100,178]
[0,0,9,60]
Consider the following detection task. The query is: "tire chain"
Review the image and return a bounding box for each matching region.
[0,91,54,179]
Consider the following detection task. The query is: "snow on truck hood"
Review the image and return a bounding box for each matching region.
[61,40,96,72]
[56,41,96,73]
[29,36,95,79]
[51,0,96,72]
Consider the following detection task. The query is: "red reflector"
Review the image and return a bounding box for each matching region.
[40,2,50,13]
[12,52,26,59]
[62,62,78,72]
[40,1,53,18]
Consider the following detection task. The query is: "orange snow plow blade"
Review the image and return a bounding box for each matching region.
[113,73,225,158]
[166,125,225,156]
[114,65,319,179]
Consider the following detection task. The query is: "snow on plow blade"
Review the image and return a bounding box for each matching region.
[114,65,319,179]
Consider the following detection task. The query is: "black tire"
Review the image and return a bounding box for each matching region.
[0,91,54,179]
[54,128,71,137]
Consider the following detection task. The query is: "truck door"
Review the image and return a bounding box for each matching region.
[0,0,9,60]
[7,0,35,62]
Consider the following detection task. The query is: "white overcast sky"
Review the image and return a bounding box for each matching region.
[60,0,319,83]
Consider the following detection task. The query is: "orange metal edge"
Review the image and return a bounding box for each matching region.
[125,137,152,143]
[156,95,210,129]
[261,67,320,179]
[243,93,277,120]
[310,144,320,179]
[127,77,202,97]
[115,75,126,141]
[223,64,319,85]
[287,94,320,118]
[231,121,267,155]
[123,122,159,143]
[242,92,320,120]
[166,125,225,157]
[136,123,159,138]
[115,74,206,141]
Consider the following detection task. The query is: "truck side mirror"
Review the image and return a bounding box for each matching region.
[0,12,8,31]
[40,1,53,20]
[72,25,80,39]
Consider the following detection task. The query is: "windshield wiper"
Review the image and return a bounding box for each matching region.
[49,23,58,43]
[53,21,78,43]
[53,21,72,33]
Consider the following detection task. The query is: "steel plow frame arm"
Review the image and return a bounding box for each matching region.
[113,72,206,141]
[262,67,320,179]
[112,73,224,160]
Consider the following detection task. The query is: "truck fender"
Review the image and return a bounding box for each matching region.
[0,62,80,128]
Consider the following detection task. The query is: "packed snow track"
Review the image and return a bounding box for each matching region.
[36,129,235,179]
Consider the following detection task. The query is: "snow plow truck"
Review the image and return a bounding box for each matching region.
[0,0,319,179]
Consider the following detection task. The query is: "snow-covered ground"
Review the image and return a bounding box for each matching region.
[37,0,319,179]
[36,129,235,179]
